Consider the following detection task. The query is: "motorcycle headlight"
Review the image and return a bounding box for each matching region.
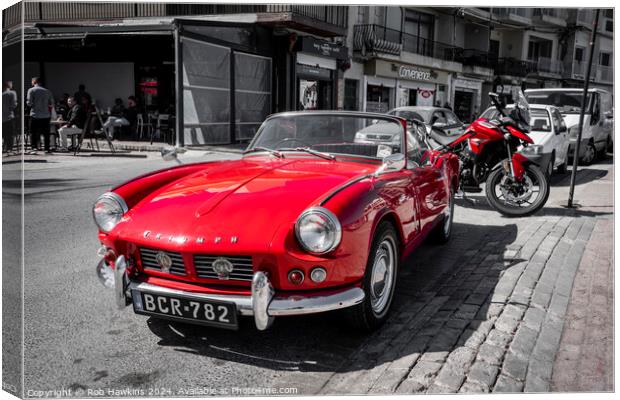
[93,192,128,233]
[295,207,342,255]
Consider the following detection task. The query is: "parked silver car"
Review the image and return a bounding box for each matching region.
[387,106,466,137]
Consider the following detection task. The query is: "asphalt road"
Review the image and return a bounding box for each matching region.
[3,150,611,397]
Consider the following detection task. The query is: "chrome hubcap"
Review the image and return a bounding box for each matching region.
[370,238,395,314]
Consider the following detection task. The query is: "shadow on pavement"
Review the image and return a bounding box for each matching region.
[145,222,520,375]
[456,195,612,219]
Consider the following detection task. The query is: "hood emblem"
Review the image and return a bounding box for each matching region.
[155,251,173,273]
[212,257,234,280]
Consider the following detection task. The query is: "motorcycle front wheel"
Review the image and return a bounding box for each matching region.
[485,164,550,217]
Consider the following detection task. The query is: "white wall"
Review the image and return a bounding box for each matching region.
[44,62,134,109]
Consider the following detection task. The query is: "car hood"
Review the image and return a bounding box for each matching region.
[114,157,376,251]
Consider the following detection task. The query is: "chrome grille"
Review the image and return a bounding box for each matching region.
[194,255,254,281]
[139,247,186,276]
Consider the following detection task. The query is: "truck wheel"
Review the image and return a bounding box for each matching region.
[580,142,596,166]
[345,221,399,332]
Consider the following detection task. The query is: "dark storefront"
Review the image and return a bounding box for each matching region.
[9,20,277,146]
[294,36,347,111]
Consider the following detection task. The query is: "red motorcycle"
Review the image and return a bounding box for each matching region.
[430,91,550,217]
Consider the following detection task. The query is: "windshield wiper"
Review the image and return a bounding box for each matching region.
[280,147,335,161]
[243,147,284,158]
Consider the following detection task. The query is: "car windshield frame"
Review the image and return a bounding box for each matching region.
[246,111,407,162]
[525,91,593,115]
[388,109,432,124]
[480,107,553,132]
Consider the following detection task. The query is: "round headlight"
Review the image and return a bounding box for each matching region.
[92,192,128,233]
[295,207,342,255]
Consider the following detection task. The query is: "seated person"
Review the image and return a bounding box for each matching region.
[103,96,137,139]
[110,98,125,117]
[58,96,86,151]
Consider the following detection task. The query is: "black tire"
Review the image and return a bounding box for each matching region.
[547,152,555,177]
[429,186,454,244]
[580,141,596,165]
[345,221,400,332]
[485,164,550,217]
[556,149,569,174]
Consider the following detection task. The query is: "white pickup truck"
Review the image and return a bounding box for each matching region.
[525,88,613,165]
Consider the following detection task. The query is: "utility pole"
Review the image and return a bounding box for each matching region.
[567,9,600,208]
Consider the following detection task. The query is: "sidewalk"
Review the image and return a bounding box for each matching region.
[276,160,613,394]
[1,140,246,164]
[98,140,246,154]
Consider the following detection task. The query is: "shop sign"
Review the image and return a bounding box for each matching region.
[297,36,348,59]
[296,64,331,81]
[454,78,482,90]
[366,60,449,84]
[396,65,437,82]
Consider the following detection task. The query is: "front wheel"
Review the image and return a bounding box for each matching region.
[345,221,399,332]
[485,164,550,217]
[580,142,596,165]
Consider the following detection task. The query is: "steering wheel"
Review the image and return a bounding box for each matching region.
[273,138,312,148]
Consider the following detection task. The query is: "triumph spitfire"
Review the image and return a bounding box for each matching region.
[93,112,459,331]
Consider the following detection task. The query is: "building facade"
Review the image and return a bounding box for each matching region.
[2,5,613,144]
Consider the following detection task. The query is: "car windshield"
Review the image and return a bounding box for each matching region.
[481,107,552,132]
[388,109,432,124]
[525,91,592,115]
[249,114,404,159]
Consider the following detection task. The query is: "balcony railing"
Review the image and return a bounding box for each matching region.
[354,24,461,61]
[533,57,564,75]
[457,49,498,69]
[494,58,535,77]
[353,24,402,55]
[402,32,461,61]
[4,3,348,31]
[533,8,568,20]
[493,8,531,19]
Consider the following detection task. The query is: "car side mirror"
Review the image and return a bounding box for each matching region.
[557,124,567,134]
[161,146,187,163]
[375,153,406,176]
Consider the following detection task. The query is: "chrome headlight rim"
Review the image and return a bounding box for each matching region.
[92,192,128,233]
[294,206,342,255]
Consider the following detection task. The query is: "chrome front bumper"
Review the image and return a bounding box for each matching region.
[112,255,365,331]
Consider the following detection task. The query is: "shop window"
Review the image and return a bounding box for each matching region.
[344,79,359,111]
[604,9,613,18]
[599,52,611,66]
[574,47,584,62]
[605,20,613,32]
[366,84,391,113]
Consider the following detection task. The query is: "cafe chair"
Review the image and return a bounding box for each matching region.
[137,114,151,139]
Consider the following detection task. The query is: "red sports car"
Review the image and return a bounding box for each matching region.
[93,112,459,331]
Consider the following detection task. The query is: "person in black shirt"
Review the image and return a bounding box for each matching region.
[58,96,86,151]
[74,84,91,111]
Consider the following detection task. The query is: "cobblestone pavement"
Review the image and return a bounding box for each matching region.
[277,158,613,394]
